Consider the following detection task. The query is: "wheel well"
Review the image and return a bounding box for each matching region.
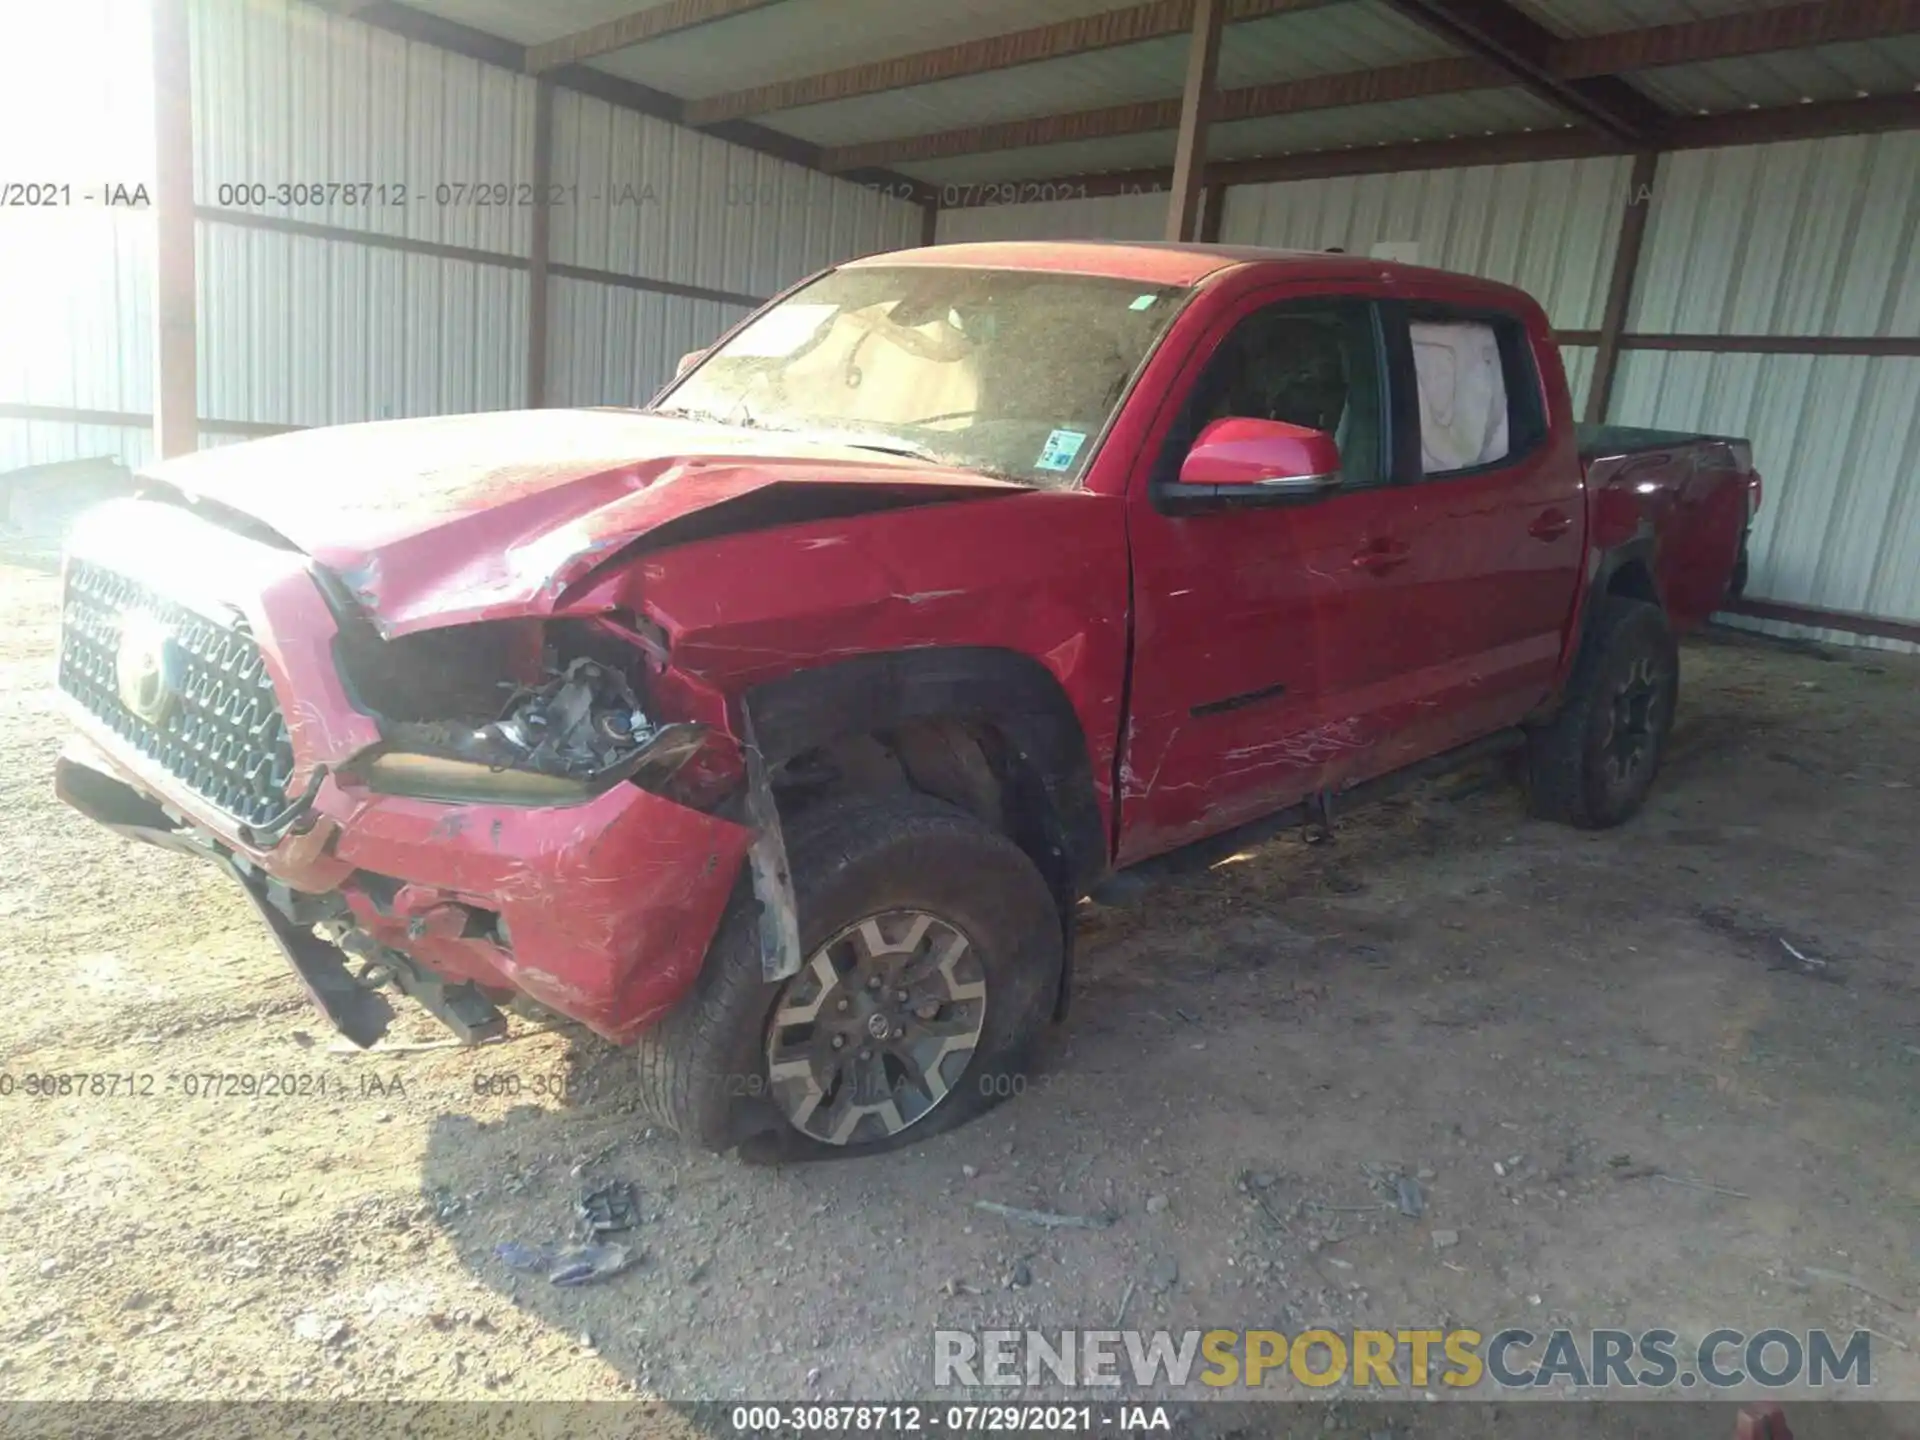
[1605,557,1660,606]
[770,717,1065,906]
[742,646,1107,905]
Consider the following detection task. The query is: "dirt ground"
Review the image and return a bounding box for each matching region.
[2,554,1917,1419]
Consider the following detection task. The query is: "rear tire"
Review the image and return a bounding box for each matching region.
[1526,596,1678,829]
[634,792,1062,1159]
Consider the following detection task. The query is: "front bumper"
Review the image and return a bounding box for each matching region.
[58,730,753,1045]
[53,500,754,1046]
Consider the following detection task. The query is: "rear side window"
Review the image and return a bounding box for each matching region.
[1405,308,1546,477]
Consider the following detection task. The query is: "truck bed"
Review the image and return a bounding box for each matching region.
[1575,422,1743,463]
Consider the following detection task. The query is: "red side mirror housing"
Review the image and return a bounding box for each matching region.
[1178,417,1344,497]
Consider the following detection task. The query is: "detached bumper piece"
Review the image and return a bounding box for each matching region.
[226,867,397,1049]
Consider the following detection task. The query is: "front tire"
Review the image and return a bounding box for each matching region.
[634,793,1062,1158]
[1526,596,1678,829]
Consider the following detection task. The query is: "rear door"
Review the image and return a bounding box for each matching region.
[1362,298,1586,767]
[1118,288,1430,863]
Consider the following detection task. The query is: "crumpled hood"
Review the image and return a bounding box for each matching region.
[139,408,1022,635]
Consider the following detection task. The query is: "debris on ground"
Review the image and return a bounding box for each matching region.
[1145,1255,1179,1293]
[494,1239,639,1286]
[1796,1267,1912,1314]
[1696,906,1846,984]
[577,1180,639,1235]
[292,1313,350,1346]
[971,1200,1115,1230]
[550,1243,638,1287]
[1612,1168,1750,1200]
[1430,1229,1460,1249]
[1395,1175,1425,1218]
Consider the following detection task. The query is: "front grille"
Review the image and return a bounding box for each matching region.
[59,561,296,827]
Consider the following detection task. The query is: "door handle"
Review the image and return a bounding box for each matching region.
[1351,539,1411,575]
[1528,509,1572,541]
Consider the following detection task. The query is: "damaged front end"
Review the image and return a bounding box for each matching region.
[267,612,803,1047]
[358,654,715,809]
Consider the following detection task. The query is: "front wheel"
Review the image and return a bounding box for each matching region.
[1526,596,1679,829]
[634,793,1062,1158]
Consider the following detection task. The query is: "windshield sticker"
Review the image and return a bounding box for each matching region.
[1035,429,1088,472]
[1129,293,1159,311]
[723,303,837,358]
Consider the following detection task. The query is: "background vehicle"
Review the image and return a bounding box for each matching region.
[54,242,1760,1158]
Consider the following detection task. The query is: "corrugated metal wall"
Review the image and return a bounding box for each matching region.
[549,88,918,406]
[1618,132,1920,647]
[935,191,1168,245]
[1218,156,1634,331]
[1,0,920,473]
[190,0,539,429]
[0,0,158,471]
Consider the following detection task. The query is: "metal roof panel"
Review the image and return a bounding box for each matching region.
[1633,39,1920,115]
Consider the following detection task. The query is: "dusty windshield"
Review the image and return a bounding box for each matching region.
[654,266,1188,486]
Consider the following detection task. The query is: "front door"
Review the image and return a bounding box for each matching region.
[1118,292,1427,864]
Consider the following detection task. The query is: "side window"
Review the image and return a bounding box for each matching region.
[1155,299,1386,489]
[1405,307,1547,478]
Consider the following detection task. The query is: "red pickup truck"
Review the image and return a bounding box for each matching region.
[55,241,1759,1158]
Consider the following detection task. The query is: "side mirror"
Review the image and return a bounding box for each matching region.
[1178,417,1343,498]
[674,348,707,379]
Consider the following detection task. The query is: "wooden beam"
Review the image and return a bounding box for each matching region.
[823,56,1495,170]
[527,79,555,409]
[526,0,786,73]
[0,403,302,440]
[1166,0,1226,240]
[683,0,1333,126]
[1379,0,1669,141]
[350,3,934,205]
[1621,333,1920,358]
[1198,182,1229,242]
[1559,0,1920,79]
[197,207,767,308]
[935,93,1920,206]
[1724,597,1920,646]
[822,0,1920,173]
[1585,149,1659,425]
[1679,91,1920,147]
[152,0,198,459]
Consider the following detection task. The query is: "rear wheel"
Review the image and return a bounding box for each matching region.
[1526,596,1678,828]
[634,793,1061,1158]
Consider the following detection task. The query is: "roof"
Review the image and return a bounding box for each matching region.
[846,239,1545,306]
[384,0,1920,203]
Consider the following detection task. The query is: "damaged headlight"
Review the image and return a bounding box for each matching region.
[361,657,711,807]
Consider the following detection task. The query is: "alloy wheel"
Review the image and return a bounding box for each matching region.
[1600,655,1665,789]
[765,910,988,1146]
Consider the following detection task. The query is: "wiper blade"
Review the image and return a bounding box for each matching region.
[842,440,937,461]
[795,429,939,462]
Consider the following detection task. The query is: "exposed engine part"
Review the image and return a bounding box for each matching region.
[387,657,657,779]
[487,658,655,775]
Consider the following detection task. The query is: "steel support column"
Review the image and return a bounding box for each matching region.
[1166,0,1226,242]
[1585,149,1660,425]
[527,78,555,408]
[152,0,198,458]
